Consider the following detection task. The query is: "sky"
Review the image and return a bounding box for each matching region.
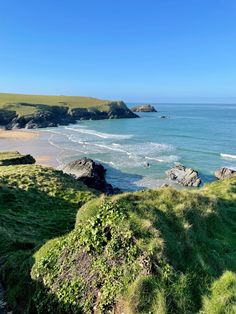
[0,0,236,103]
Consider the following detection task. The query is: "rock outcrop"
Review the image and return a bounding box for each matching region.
[0,151,35,166]
[131,104,157,112]
[63,157,119,194]
[215,167,236,180]
[166,164,201,187]
[1,101,138,130]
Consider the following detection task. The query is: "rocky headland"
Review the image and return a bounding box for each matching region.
[0,93,138,130]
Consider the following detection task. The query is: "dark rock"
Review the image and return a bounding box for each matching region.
[63,157,119,194]
[0,109,17,125]
[215,167,236,180]
[0,152,36,166]
[70,101,138,121]
[166,164,201,187]
[131,104,157,112]
[1,101,138,130]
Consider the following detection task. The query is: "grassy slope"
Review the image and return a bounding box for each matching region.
[0,151,23,161]
[31,176,236,313]
[0,93,111,116]
[0,164,97,311]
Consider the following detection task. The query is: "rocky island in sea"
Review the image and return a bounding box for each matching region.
[131,104,157,112]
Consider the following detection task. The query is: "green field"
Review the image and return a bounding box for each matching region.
[0,92,112,117]
[0,93,110,108]
[0,154,235,313]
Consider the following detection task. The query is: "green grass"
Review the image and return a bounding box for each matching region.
[201,271,236,314]
[0,155,235,313]
[0,92,112,116]
[31,175,236,313]
[0,164,97,311]
[0,151,23,161]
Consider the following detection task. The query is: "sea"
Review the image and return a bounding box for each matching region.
[40,103,236,191]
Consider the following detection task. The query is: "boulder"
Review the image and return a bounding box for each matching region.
[63,157,119,194]
[131,104,157,112]
[166,164,201,187]
[0,151,36,166]
[215,167,236,180]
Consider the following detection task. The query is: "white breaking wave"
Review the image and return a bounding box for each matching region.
[48,134,63,150]
[65,126,133,139]
[145,155,179,163]
[62,136,179,166]
[220,153,236,160]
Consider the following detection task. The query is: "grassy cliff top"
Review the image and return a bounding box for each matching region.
[0,92,113,116]
[1,153,235,313]
[32,175,236,313]
[0,92,110,108]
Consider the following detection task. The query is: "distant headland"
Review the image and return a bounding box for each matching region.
[0,93,138,129]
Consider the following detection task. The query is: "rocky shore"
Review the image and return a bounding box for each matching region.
[166,164,201,187]
[166,164,236,187]
[0,101,138,130]
[63,157,120,194]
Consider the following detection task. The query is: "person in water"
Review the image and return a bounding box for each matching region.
[144,162,150,167]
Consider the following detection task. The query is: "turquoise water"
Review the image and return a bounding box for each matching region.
[44,103,236,191]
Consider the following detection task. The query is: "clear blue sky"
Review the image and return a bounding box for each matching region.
[0,0,236,102]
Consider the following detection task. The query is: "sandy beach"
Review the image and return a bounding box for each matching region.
[0,129,38,140]
[0,129,59,167]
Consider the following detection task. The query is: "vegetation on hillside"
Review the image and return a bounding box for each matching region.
[31,175,236,313]
[0,93,137,129]
[0,153,235,313]
[0,164,97,311]
[0,93,110,112]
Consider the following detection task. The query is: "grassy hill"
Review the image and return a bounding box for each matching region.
[0,162,97,311]
[0,93,111,115]
[0,93,137,129]
[31,176,236,313]
[0,154,235,313]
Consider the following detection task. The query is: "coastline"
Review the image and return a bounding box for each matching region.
[0,129,59,167]
[0,128,172,191]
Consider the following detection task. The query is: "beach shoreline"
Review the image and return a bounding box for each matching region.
[0,129,59,167]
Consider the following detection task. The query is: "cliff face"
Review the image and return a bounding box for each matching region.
[0,101,138,130]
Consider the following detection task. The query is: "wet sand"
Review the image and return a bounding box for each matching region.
[0,129,60,167]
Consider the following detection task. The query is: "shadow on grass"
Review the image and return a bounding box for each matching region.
[119,186,236,313]
[0,184,90,313]
[1,178,236,313]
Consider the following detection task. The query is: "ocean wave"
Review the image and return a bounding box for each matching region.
[48,134,63,150]
[220,153,236,160]
[145,155,179,163]
[65,126,133,139]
